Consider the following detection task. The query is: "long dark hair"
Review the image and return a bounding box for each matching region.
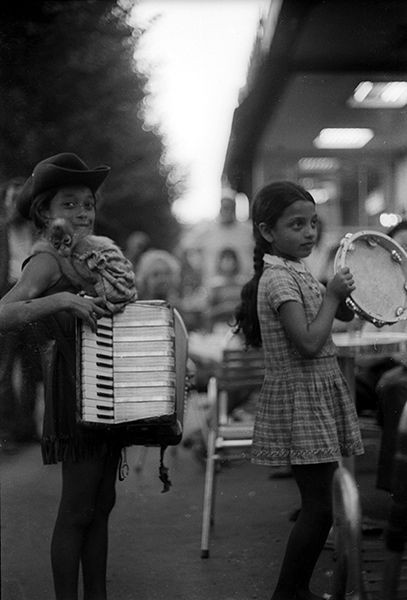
[234,181,315,348]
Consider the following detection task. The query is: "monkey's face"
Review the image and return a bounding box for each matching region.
[49,218,74,257]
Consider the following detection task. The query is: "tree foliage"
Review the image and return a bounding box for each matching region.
[0,0,182,249]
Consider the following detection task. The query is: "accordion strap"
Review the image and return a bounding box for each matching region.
[159,445,171,493]
[43,315,77,382]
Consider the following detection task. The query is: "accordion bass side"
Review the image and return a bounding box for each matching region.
[76,300,188,442]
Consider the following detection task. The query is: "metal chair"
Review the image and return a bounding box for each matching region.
[332,466,368,600]
[200,340,264,558]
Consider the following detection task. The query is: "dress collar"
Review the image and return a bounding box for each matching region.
[263,253,307,273]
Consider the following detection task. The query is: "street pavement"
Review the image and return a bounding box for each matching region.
[1,422,390,600]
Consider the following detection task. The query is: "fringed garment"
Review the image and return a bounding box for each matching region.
[24,250,134,465]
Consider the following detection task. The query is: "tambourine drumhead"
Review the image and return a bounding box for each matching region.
[334,230,407,326]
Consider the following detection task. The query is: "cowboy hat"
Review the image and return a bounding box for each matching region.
[17,152,111,219]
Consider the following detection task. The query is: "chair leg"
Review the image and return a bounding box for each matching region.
[201,428,217,558]
[332,528,348,600]
[210,461,218,528]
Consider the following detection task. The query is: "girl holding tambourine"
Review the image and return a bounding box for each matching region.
[234,181,363,600]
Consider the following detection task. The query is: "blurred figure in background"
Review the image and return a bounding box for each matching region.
[373,220,407,492]
[179,192,253,293]
[124,230,151,272]
[2,178,36,289]
[206,246,246,332]
[135,248,182,307]
[316,220,407,493]
[178,246,208,331]
[0,178,41,452]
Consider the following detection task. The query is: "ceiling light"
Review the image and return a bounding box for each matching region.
[353,81,374,103]
[298,157,340,172]
[313,128,374,149]
[349,81,407,108]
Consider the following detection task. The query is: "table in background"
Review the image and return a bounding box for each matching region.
[333,330,407,472]
[333,330,407,398]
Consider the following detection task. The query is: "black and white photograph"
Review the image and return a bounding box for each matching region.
[2,1,407,599]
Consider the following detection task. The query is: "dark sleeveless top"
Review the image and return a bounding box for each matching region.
[24,249,125,464]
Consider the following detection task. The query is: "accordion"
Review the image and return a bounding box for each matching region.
[76,300,188,446]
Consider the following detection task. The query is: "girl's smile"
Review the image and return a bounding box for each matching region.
[43,185,96,238]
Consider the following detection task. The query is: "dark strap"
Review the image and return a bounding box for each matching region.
[159,445,172,493]
[45,315,77,383]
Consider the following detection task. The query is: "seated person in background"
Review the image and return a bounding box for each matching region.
[206,247,246,332]
[374,220,407,492]
[318,221,407,494]
[33,217,137,313]
[135,248,181,306]
[178,246,208,332]
[124,230,151,271]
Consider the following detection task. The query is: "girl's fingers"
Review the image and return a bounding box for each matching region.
[92,296,107,308]
[82,296,108,318]
[82,311,97,332]
[91,303,107,317]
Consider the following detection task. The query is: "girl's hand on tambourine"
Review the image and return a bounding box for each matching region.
[60,292,107,331]
[326,267,355,302]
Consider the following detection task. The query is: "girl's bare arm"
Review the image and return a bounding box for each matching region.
[1,253,62,303]
[0,253,106,331]
[0,293,105,332]
[279,267,355,357]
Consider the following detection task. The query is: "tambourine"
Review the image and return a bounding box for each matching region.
[334,230,407,327]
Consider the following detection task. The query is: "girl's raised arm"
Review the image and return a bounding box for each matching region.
[279,267,355,357]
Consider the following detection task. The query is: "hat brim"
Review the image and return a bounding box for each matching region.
[18,163,110,219]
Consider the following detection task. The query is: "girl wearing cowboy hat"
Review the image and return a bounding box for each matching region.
[0,152,134,600]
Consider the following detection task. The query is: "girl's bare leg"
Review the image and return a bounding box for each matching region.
[271,462,338,600]
[51,451,120,600]
[81,451,120,600]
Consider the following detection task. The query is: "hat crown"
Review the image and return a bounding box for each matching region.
[18,152,111,220]
[35,153,90,174]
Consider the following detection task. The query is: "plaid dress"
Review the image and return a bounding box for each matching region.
[251,254,363,466]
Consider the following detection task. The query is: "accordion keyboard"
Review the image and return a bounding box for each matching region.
[79,302,178,424]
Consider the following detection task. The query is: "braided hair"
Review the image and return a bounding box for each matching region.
[234,181,315,347]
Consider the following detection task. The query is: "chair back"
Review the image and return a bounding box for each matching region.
[217,347,264,392]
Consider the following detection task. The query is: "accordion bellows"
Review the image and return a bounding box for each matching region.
[76,301,187,425]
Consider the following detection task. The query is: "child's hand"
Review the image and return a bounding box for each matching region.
[326,267,355,302]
